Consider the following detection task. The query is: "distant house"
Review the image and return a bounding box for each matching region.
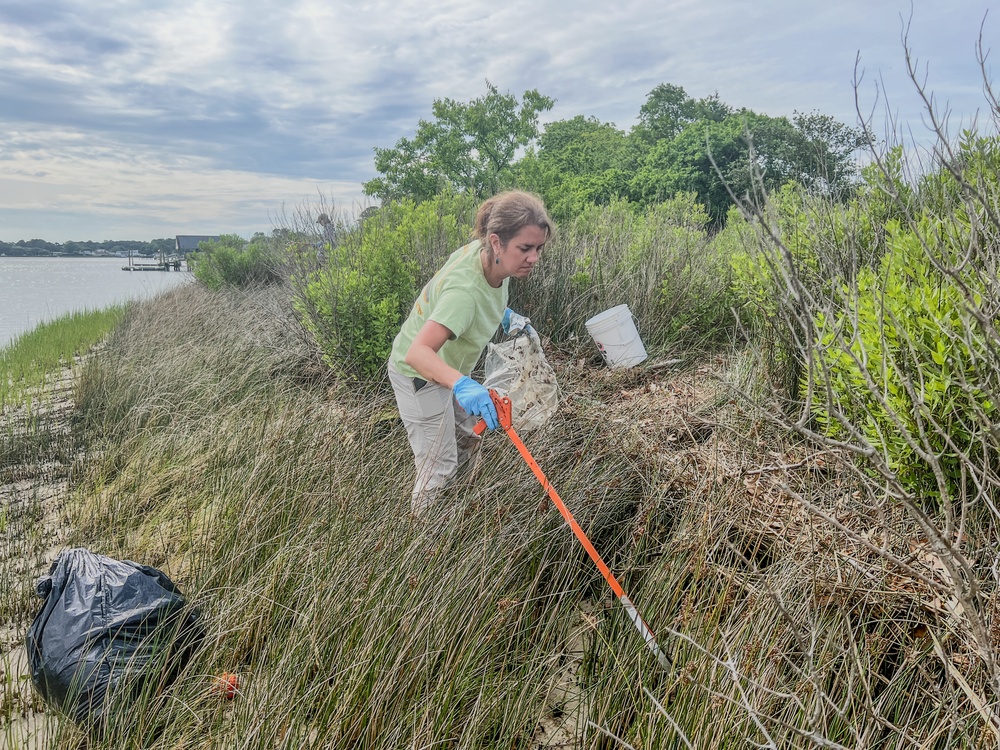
[175,235,221,254]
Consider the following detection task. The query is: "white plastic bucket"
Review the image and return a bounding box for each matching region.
[584,304,648,368]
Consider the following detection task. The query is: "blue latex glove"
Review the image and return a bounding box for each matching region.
[501,307,533,336]
[453,376,498,430]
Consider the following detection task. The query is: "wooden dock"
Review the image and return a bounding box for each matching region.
[122,259,185,272]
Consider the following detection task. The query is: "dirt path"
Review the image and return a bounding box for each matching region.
[0,368,78,749]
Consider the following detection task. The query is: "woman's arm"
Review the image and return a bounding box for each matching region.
[404,320,464,388]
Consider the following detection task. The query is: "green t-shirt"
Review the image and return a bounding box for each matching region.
[390,240,508,378]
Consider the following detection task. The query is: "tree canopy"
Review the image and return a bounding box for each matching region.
[365,81,865,224]
[363,83,553,202]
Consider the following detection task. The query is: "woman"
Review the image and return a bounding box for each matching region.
[388,191,553,515]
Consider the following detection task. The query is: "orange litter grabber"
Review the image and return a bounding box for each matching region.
[474,390,672,671]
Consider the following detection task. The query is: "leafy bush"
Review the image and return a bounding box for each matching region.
[810,217,999,505]
[292,196,473,380]
[848,147,914,265]
[728,182,881,396]
[512,195,738,352]
[192,234,282,290]
[729,182,871,324]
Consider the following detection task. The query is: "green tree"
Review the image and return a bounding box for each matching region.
[634,83,731,144]
[630,117,746,220]
[791,110,867,197]
[631,110,863,223]
[364,82,554,202]
[192,234,282,290]
[517,116,638,220]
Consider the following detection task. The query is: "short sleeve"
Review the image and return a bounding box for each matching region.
[429,289,476,339]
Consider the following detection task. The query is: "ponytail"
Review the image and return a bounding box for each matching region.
[472,191,553,247]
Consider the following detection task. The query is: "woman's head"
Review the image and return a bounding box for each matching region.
[473,191,553,248]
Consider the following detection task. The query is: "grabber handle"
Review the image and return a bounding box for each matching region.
[473,390,512,435]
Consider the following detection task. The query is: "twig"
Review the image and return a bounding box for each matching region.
[744,450,842,475]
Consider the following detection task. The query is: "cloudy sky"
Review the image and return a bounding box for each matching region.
[0,0,994,242]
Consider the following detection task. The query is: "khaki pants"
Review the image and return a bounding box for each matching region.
[388,365,482,515]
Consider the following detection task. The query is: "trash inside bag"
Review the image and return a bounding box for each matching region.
[25,547,203,727]
[483,329,559,431]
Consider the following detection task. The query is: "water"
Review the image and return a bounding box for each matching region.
[0,257,192,349]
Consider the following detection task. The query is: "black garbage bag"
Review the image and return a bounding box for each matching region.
[24,547,203,728]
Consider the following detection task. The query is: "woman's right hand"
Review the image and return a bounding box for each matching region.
[452,376,498,430]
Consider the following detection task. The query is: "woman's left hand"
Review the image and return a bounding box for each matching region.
[502,308,533,336]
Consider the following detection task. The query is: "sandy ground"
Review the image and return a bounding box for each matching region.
[529,602,594,748]
[0,369,76,749]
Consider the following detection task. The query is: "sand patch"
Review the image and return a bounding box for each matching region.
[0,368,77,748]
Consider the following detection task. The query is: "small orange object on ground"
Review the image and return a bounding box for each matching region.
[214,672,239,699]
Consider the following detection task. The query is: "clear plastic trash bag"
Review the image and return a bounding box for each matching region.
[483,329,559,431]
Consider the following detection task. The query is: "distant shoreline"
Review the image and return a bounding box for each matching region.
[0,253,162,259]
[0,237,177,259]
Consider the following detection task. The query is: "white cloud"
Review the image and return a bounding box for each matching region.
[0,128,362,240]
[0,0,994,241]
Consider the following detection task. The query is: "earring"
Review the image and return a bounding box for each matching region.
[495,257,500,264]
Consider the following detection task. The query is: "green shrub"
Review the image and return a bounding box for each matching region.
[810,217,998,505]
[292,196,473,380]
[729,183,831,322]
[848,146,914,266]
[192,234,282,290]
[729,182,877,396]
[510,195,738,352]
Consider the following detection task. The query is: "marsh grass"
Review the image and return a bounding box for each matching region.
[1,307,126,750]
[0,307,124,475]
[68,285,645,747]
[0,307,125,411]
[1,304,124,589]
[10,278,977,748]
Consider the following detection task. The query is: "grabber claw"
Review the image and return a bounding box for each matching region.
[473,389,512,435]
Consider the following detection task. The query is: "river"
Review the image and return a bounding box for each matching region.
[0,257,192,349]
